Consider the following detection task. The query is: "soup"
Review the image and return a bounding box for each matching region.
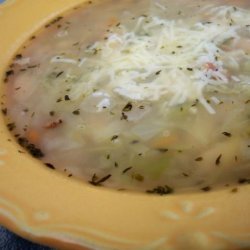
[2,0,250,194]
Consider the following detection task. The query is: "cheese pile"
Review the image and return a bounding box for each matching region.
[69,5,250,113]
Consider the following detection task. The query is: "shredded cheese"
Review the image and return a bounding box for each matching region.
[69,5,250,114]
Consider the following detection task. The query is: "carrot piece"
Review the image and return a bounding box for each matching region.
[107,17,119,27]
[150,134,176,149]
[27,129,40,144]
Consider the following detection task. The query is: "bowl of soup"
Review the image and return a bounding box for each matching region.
[0,0,249,249]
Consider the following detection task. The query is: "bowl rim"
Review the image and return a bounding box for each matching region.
[0,0,250,249]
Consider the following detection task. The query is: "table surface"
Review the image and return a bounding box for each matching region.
[0,226,53,250]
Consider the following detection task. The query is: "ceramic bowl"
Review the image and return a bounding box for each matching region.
[0,1,249,249]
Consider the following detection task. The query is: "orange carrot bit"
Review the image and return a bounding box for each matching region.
[150,134,177,149]
[107,17,119,27]
[27,129,40,144]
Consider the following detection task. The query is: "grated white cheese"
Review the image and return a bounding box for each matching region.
[50,56,78,64]
[69,5,250,114]
[210,96,221,105]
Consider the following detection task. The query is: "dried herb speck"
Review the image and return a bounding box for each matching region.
[132,173,144,182]
[222,132,232,137]
[195,157,203,161]
[238,178,250,184]
[131,140,139,144]
[56,71,64,78]
[15,54,23,59]
[89,174,111,186]
[122,102,133,112]
[64,95,70,101]
[7,123,16,131]
[157,148,168,153]
[5,70,14,77]
[2,108,7,115]
[18,137,44,158]
[201,186,211,192]
[121,111,128,121]
[147,185,173,195]
[45,163,55,170]
[72,109,80,115]
[122,167,132,174]
[111,135,119,141]
[215,154,222,165]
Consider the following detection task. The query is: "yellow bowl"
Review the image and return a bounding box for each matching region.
[0,1,250,249]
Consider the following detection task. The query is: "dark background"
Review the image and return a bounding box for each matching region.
[0,226,53,250]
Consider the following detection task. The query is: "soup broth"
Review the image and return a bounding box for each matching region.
[2,0,250,194]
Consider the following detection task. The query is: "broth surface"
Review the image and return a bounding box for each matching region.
[2,0,250,194]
